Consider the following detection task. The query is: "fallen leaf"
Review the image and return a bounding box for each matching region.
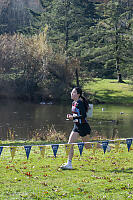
[25,172,32,177]
[43,174,48,177]
[41,182,48,186]
[43,191,48,194]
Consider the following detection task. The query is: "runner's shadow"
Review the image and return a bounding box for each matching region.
[111,168,133,174]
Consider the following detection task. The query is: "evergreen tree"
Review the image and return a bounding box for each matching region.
[85,0,133,82]
[24,0,133,82]
[28,0,98,85]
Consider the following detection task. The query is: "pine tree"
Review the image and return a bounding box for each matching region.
[28,0,98,85]
[86,0,133,82]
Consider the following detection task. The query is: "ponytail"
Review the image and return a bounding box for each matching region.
[74,87,88,112]
[80,95,88,112]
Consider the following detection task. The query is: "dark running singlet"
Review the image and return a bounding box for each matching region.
[71,99,91,137]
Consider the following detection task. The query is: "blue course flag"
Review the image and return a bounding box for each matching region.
[24,146,32,160]
[52,144,59,158]
[0,146,3,156]
[102,141,109,154]
[126,139,132,152]
[78,143,84,156]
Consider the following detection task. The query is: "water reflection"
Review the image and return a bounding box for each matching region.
[92,104,133,138]
[0,100,133,140]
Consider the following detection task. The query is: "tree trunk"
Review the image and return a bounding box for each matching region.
[65,0,69,52]
[115,28,124,83]
[116,57,123,83]
[75,68,79,87]
[117,72,123,83]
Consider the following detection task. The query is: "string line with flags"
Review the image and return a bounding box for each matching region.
[0,138,132,160]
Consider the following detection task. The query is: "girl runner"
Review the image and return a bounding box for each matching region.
[61,87,91,169]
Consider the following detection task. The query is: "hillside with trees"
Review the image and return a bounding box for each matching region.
[0,0,42,34]
[0,0,133,102]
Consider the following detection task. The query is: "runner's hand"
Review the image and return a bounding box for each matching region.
[67,114,73,120]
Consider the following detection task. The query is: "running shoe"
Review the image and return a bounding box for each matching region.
[60,163,73,170]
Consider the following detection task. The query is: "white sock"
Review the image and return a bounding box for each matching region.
[67,159,72,165]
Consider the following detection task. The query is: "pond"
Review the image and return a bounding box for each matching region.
[0,100,133,140]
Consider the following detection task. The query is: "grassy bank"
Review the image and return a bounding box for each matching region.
[0,142,133,200]
[83,79,133,104]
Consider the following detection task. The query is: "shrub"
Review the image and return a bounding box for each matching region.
[0,28,75,101]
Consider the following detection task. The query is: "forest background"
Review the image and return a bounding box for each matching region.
[0,0,133,103]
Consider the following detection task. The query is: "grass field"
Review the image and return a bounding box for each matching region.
[83,79,133,104]
[0,141,133,200]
